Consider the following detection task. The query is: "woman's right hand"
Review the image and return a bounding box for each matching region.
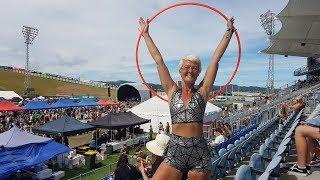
[138,17,149,36]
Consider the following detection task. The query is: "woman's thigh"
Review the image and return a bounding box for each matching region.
[297,125,320,139]
[152,162,183,180]
[188,171,210,180]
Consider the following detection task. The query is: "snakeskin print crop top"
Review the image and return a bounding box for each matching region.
[169,88,206,124]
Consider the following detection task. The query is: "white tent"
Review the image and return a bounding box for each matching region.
[0,91,22,100]
[128,96,222,132]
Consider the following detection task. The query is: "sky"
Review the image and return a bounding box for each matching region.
[0,0,307,88]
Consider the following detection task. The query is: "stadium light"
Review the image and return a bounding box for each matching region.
[22,25,39,95]
[260,10,276,95]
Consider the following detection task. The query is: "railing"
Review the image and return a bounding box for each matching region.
[68,155,137,180]
[224,82,320,126]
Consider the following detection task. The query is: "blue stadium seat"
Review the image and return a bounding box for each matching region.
[236,165,256,180]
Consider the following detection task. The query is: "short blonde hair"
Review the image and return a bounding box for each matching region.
[179,55,201,71]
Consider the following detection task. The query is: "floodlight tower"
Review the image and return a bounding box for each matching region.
[22,25,38,95]
[260,10,276,95]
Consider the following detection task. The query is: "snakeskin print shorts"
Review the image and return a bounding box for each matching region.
[163,133,212,173]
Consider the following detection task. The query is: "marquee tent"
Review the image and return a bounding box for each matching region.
[77,99,98,107]
[0,91,22,101]
[0,126,51,148]
[23,100,52,110]
[0,126,69,177]
[32,116,96,137]
[128,96,222,132]
[97,99,118,107]
[89,111,150,129]
[0,101,23,112]
[50,99,79,109]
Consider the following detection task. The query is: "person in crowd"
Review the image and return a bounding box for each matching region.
[139,15,235,179]
[138,134,170,179]
[114,154,142,180]
[158,122,163,134]
[288,103,320,176]
[209,128,226,147]
[120,144,129,155]
[287,95,305,113]
[279,103,288,124]
[164,122,170,135]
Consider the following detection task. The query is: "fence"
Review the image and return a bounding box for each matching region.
[67,154,139,180]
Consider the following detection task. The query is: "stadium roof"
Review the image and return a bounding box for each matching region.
[262,0,320,58]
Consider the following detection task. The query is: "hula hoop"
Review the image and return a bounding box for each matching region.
[135,2,241,102]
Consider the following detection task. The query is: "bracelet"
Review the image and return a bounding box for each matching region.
[227,28,236,32]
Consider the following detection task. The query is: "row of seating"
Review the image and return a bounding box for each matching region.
[235,109,303,180]
[210,116,279,179]
[213,124,259,154]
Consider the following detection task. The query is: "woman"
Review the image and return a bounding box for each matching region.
[114,154,142,180]
[138,16,235,180]
[138,134,170,179]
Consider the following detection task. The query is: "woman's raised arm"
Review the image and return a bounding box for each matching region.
[139,17,176,95]
[199,17,236,99]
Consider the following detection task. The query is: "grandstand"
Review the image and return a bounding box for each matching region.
[209,0,320,179]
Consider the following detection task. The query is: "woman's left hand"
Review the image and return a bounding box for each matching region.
[227,17,235,30]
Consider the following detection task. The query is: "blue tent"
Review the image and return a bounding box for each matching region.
[77,99,98,107]
[23,100,51,110]
[50,99,79,109]
[0,126,70,177]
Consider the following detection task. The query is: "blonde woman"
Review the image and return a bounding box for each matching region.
[138,17,235,180]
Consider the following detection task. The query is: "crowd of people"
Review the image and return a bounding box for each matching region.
[0,100,139,133]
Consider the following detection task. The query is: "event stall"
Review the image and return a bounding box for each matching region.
[0,101,23,112]
[89,111,150,129]
[89,112,150,152]
[50,99,80,109]
[0,126,69,178]
[77,99,98,107]
[23,100,52,110]
[32,116,96,148]
[97,99,118,107]
[128,96,222,132]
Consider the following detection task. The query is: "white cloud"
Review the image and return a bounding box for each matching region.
[0,0,306,88]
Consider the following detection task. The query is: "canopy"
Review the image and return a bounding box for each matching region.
[0,101,23,112]
[77,99,98,107]
[89,111,150,129]
[50,99,79,109]
[0,126,70,177]
[128,96,222,132]
[0,91,22,101]
[0,126,51,148]
[32,116,96,137]
[262,0,320,57]
[98,99,118,107]
[23,100,52,110]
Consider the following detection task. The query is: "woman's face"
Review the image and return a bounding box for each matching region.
[179,60,200,85]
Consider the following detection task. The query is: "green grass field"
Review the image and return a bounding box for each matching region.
[62,146,149,180]
[0,69,116,99]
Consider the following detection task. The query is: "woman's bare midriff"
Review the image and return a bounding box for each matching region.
[172,122,203,137]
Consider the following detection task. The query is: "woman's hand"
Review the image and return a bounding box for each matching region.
[227,17,235,31]
[138,161,146,173]
[139,17,149,36]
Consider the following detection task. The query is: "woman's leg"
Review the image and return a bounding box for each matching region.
[295,125,320,167]
[152,162,182,180]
